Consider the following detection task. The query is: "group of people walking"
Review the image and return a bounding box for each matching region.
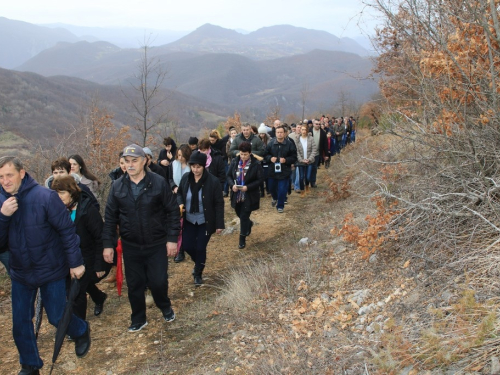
[0,114,355,374]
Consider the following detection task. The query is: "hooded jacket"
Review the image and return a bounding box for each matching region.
[0,173,83,288]
[45,173,100,210]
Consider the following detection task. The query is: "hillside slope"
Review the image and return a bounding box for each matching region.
[0,68,228,145]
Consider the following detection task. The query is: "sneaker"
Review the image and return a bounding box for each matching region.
[163,307,176,322]
[284,199,288,205]
[277,208,284,213]
[128,321,148,332]
[271,200,277,207]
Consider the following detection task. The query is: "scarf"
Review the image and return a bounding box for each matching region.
[205,148,212,168]
[172,160,190,187]
[236,158,251,203]
[188,169,209,213]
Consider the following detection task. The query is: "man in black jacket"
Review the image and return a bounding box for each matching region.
[265,126,297,213]
[309,119,329,188]
[102,144,181,333]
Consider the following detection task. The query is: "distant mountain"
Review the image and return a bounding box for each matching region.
[0,17,84,69]
[42,23,190,48]
[17,40,377,118]
[0,68,228,146]
[161,24,370,58]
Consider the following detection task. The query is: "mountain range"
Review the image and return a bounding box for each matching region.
[0,17,378,147]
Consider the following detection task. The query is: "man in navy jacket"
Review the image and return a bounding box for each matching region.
[0,156,90,375]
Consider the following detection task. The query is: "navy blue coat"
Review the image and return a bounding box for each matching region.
[0,173,83,288]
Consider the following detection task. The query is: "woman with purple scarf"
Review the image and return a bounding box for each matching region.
[226,142,264,249]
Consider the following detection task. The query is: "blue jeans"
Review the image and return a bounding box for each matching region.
[308,155,321,186]
[12,278,88,368]
[298,165,314,190]
[0,251,9,275]
[268,178,289,209]
[293,167,300,190]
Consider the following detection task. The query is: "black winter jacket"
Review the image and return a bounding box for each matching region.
[103,171,181,248]
[206,147,226,190]
[310,128,329,158]
[74,190,106,273]
[157,141,178,175]
[264,138,297,180]
[227,155,264,212]
[177,171,225,235]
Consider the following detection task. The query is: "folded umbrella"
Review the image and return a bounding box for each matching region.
[49,277,80,375]
[116,239,123,297]
[34,288,43,339]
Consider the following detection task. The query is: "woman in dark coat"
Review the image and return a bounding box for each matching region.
[51,176,109,319]
[226,141,264,249]
[198,138,226,191]
[177,151,225,286]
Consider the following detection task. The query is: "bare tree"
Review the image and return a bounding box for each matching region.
[123,35,169,146]
[300,83,309,120]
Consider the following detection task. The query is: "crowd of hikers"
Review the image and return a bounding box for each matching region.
[0,114,356,375]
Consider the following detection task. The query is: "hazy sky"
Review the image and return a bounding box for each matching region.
[2,0,379,37]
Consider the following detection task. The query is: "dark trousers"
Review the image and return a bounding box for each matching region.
[260,165,269,195]
[70,266,107,320]
[182,221,212,267]
[309,155,321,185]
[235,200,252,236]
[122,242,171,325]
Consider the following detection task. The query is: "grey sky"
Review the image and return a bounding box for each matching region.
[3,0,379,37]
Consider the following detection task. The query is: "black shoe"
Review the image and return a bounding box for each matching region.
[128,321,148,332]
[239,235,246,249]
[311,183,317,188]
[260,191,265,197]
[194,274,203,286]
[223,192,228,197]
[74,322,91,358]
[19,365,39,375]
[174,249,185,263]
[94,293,107,316]
[192,265,204,286]
[163,307,176,322]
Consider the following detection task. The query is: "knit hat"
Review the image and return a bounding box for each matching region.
[188,137,199,145]
[142,147,153,157]
[258,123,270,134]
[188,151,207,166]
[123,144,146,158]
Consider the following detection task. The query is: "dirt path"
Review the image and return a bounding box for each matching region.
[0,172,313,375]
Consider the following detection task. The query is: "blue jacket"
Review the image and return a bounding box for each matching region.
[0,173,83,288]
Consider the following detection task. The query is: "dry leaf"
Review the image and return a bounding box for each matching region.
[403,260,410,268]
